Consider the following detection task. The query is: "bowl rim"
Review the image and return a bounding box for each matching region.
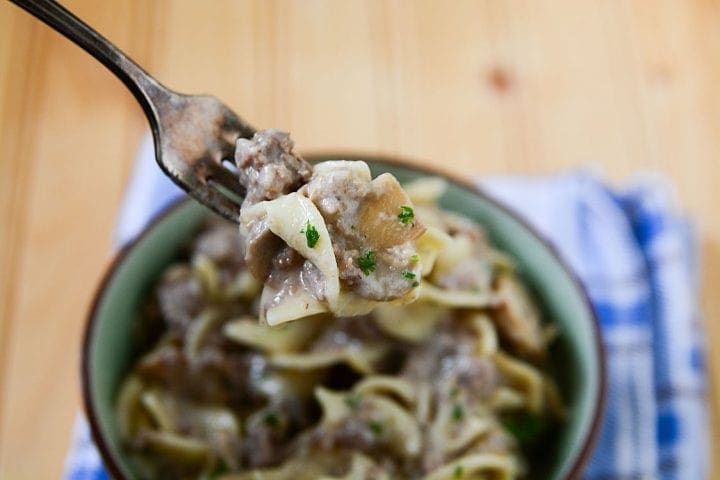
[82,152,607,480]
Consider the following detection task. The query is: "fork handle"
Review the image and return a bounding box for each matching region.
[9,0,164,119]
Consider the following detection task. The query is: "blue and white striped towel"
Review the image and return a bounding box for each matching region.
[65,137,709,479]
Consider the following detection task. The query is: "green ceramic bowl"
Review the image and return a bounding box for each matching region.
[83,155,605,479]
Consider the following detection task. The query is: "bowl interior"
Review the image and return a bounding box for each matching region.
[84,159,602,479]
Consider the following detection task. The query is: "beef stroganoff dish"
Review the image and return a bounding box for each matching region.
[116,130,565,479]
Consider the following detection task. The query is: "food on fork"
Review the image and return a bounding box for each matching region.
[236,129,435,325]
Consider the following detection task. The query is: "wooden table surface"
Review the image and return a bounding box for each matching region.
[1,1,718,477]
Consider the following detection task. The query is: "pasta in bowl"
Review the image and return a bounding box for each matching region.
[82,156,605,480]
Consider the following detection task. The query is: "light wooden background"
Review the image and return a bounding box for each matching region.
[1,1,718,478]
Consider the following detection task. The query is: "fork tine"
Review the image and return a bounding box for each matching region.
[220,107,255,140]
[205,161,245,196]
[193,181,241,222]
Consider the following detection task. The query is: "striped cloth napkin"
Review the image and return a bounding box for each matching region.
[65,137,709,479]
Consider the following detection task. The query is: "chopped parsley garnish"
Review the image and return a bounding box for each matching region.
[410,254,420,263]
[368,420,385,436]
[398,205,415,224]
[263,411,280,427]
[301,221,320,248]
[403,271,418,287]
[502,413,546,444]
[451,403,464,422]
[345,392,362,410]
[453,464,465,478]
[356,251,376,275]
[209,459,230,479]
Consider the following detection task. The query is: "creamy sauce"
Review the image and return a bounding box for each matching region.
[236,130,425,320]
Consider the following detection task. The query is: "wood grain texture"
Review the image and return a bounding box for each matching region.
[0,0,717,477]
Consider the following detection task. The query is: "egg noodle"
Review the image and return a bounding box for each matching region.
[116,175,564,479]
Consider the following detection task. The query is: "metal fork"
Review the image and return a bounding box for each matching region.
[9,0,255,222]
